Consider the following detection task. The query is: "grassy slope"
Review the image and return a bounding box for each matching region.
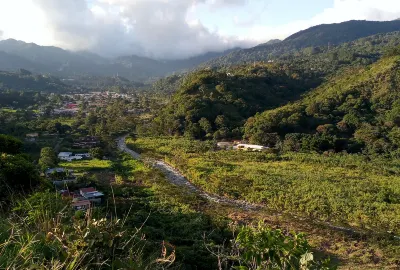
[126,136,400,268]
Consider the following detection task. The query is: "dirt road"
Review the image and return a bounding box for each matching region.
[117,136,259,210]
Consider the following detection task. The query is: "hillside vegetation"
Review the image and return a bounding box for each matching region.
[149,64,320,139]
[204,20,400,67]
[0,70,71,92]
[244,54,400,155]
[127,136,400,267]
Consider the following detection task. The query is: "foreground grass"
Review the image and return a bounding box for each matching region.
[126,136,400,268]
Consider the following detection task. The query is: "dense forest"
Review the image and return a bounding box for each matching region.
[149,64,320,139]
[244,53,400,155]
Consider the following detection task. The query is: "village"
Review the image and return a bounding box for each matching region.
[49,91,137,116]
[40,135,110,213]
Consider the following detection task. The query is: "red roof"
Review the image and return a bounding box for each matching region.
[80,187,96,193]
[66,103,78,109]
[72,200,91,207]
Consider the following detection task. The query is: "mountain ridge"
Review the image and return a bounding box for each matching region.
[0,39,239,82]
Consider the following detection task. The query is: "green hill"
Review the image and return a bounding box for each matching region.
[0,70,71,92]
[244,53,400,155]
[150,64,320,139]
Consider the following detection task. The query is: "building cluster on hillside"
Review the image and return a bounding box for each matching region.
[60,187,104,211]
[45,91,136,116]
[62,91,135,103]
[217,141,269,151]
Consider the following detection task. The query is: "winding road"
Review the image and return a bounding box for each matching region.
[117,136,260,210]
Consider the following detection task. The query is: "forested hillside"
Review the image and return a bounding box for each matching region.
[204,20,400,67]
[0,70,71,92]
[244,53,400,155]
[149,64,320,139]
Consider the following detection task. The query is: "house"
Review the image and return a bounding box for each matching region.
[25,133,39,142]
[45,168,77,185]
[45,167,67,176]
[80,187,104,203]
[65,103,78,109]
[58,152,73,159]
[75,153,91,158]
[217,142,233,149]
[72,137,100,148]
[233,144,269,151]
[58,152,84,161]
[80,187,96,194]
[26,133,39,138]
[72,200,91,211]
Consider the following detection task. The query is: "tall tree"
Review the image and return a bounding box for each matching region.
[38,147,57,170]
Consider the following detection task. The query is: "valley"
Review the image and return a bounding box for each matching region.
[1,19,400,269]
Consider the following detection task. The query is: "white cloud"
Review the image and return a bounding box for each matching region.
[27,0,249,58]
[240,0,400,43]
[0,0,399,59]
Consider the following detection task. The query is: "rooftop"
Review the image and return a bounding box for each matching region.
[80,187,97,193]
[45,168,66,174]
[72,200,91,207]
[58,152,73,157]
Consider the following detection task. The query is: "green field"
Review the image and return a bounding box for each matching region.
[127,137,400,235]
[0,108,17,113]
[59,159,112,172]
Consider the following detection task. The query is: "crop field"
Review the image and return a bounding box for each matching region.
[59,159,112,172]
[127,137,400,235]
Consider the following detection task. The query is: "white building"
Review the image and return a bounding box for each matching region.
[75,153,91,158]
[58,152,73,159]
[58,152,84,162]
[233,144,269,151]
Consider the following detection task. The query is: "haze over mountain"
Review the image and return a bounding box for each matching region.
[1,19,400,83]
[0,39,238,82]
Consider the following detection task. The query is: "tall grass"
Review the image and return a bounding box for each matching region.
[0,191,170,269]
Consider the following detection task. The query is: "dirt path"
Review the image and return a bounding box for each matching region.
[117,136,260,210]
[117,136,400,242]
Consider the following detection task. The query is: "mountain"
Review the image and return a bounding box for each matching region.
[0,69,71,92]
[203,20,400,67]
[113,48,239,81]
[244,53,400,154]
[257,39,282,46]
[0,39,238,82]
[150,29,400,146]
[151,31,400,97]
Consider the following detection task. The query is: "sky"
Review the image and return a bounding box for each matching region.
[0,0,400,59]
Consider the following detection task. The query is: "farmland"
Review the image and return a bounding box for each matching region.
[127,136,400,235]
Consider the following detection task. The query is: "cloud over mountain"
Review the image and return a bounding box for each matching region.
[0,0,400,59]
[29,0,250,59]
